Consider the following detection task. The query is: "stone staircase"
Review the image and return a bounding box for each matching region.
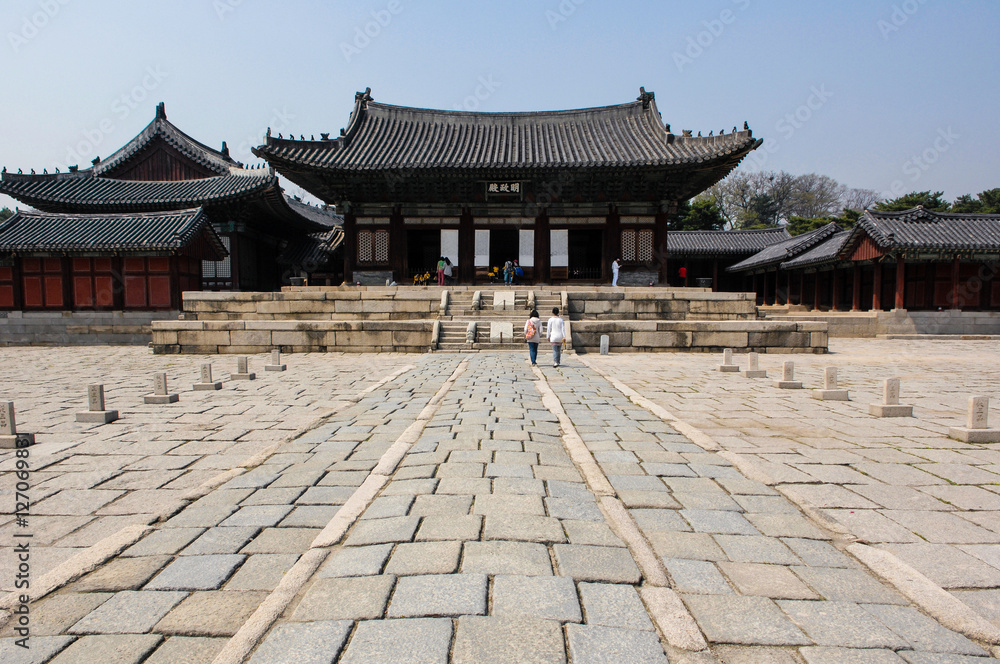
[436,289,566,352]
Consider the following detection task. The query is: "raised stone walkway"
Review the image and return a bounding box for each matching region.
[1,344,999,663]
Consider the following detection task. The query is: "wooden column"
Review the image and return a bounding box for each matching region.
[763,271,773,305]
[950,257,961,309]
[605,208,620,285]
[712,259,719,292]
[872,263,883,311]
[459,208,474,283]
[535,211,550,285]
[831,269,840,311]
[813,272,822,311]
[684,260,690,287]
[895,257,906,310]
[655,209,671,285]
[752,273,759,304]
[389,208,405,283]
[852,264,861,311]
[798,272,805,305]
[342,213,356,284]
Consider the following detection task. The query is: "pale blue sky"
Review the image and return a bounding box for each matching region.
[2,0,998,210]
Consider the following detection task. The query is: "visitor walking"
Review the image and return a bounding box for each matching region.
[547,307,566,367]
[524,309,541,365]
[513,260,523,284]
[612,258,621,287]
[437,256,446,286]
[678,265,687,287]
[503,260,514,286]
[443,257,453,285]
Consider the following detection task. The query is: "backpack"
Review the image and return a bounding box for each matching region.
[525,320,537,341]
[515,266,523,277]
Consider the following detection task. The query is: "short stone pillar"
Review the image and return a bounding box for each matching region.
[718,348,740,373]
[949,397,1000,443]
[265,350,287,372]
[813,367,849,401]
[466,322,477,344]
[870,378,913,417]
[600,335,610,355]
[144,372,179,404]
[232,356,256,381]
[774,361,803,389]
[76,384,119,424]
[194,363,223,391]
[0,401,34,449]
[741,353,767,379]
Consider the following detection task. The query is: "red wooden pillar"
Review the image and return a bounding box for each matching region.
[752,272,759,303]
[895,257,906,310]
[763,271,772,305]
[831,269,841,311]
[852,264,861,311]
[342,213,356,284]
[712,259,719,292]
[813,272,822,311]
[872,263,883,311]
[785,271,793,305]
[950,257,961,309]
[798,272,805,306]
[460,208,475,283]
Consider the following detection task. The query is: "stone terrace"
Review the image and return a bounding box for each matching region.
[1,343,999,663]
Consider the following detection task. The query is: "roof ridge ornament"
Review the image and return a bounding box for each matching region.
[155,102,166,120]
[356,87,373,106]
[637,87,655,109]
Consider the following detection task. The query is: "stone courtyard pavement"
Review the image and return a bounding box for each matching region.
[1,340,1000,663]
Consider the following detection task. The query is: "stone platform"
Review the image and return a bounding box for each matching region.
[151,287,828,354]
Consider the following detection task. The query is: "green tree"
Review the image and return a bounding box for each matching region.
[952,189,1000,214]
[784,209,860,237]
[670,198,726,231]
[875,191,951,212]
[0,207,12,223]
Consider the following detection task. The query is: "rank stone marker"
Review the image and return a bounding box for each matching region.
[949,396,1000,443]
[76,384,119,424]
[718,348,740,373]
[774,361,803,389]
[812,367,850,401]
[600,335,610,355]
[741,352,767,379]
[144,372,179,404]
[194,363,223,391]
[265,350,287,372]
[0,401,34,449]
[232,356,256,381]
[869,377,913,418]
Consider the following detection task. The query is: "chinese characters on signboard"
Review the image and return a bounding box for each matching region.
[486,182,522,198]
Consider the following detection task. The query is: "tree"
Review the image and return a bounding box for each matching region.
[952,189,1000,214]
[0,207,12,223]
[670,198,725,231]
[842,188,881,213]
[704,170,796,229]
[785,209,860,237]
[787,173,844,219]
[875,191,951,212]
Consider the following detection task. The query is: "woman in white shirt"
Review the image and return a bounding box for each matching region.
[546,307,566,368]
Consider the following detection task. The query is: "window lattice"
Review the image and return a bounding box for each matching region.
[637,229,654,262]
[202,235,231,279]
[621,230,636,261]
[358,230,373,263]
[374,229,389,263]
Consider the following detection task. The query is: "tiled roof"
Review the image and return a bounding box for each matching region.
[277,227,344,267]
[93,102,236,176]
[254,88,762,172]
[0,168,277,213]
[779,231,852,269]
[727,223,840,272]
[0,208,228,259]
[854,208,1000,252]
[284,197,343,228]
[668,227,790,256]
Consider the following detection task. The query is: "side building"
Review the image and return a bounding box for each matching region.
[0,102,342,315]
[253,88,762,285]
[729,207,1000,312]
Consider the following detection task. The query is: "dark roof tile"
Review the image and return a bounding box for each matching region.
[668,227,790,256]
[728,223,840,272]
